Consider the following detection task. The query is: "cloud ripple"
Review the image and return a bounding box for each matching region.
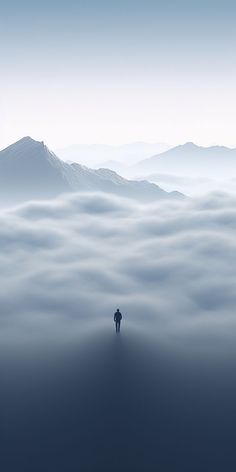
[1,191,236,346]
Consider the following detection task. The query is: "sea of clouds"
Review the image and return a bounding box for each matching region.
[1,191,236,349]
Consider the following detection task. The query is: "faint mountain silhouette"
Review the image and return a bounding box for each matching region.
[135,142,236,178]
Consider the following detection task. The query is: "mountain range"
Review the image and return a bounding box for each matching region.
[135,142,236,179]
[57,142,172,167]
[0,137,182,205]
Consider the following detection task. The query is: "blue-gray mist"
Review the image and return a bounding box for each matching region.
[1,192,236,471]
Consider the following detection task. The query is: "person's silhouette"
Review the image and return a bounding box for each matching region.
[114,309,122,332]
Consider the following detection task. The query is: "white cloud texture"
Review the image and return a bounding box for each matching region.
[1,191,236,347]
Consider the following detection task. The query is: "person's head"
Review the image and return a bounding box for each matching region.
[117,308,120,312]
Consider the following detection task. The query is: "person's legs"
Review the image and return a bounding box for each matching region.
[116,321,118,332]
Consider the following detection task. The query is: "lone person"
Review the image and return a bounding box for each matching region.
[114,308,122,333]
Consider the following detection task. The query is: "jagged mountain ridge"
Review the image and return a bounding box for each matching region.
[0,137,182,204]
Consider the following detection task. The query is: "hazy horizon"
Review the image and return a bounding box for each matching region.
[2,136,236,198]
[2,135,236,154]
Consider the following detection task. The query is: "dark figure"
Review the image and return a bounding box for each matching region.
[114,309,122,332]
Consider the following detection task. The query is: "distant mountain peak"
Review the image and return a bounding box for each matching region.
[15,136,43,146]
[174,142,199,151]
[183,142,196,147]
[1,136,45,154]
[178,142,233,152]
[20,136,36,143]
[135,140,236,178]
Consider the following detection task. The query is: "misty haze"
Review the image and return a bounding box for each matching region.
[2,0,236,471]
[1,136,236,471]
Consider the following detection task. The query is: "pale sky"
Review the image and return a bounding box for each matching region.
[0,0,236,149]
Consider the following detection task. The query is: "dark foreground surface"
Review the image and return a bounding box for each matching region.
[1,326,236,471]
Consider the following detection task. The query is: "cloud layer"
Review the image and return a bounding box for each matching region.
[1,191,236,348]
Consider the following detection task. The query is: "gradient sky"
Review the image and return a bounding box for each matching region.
[0,0,235,149]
